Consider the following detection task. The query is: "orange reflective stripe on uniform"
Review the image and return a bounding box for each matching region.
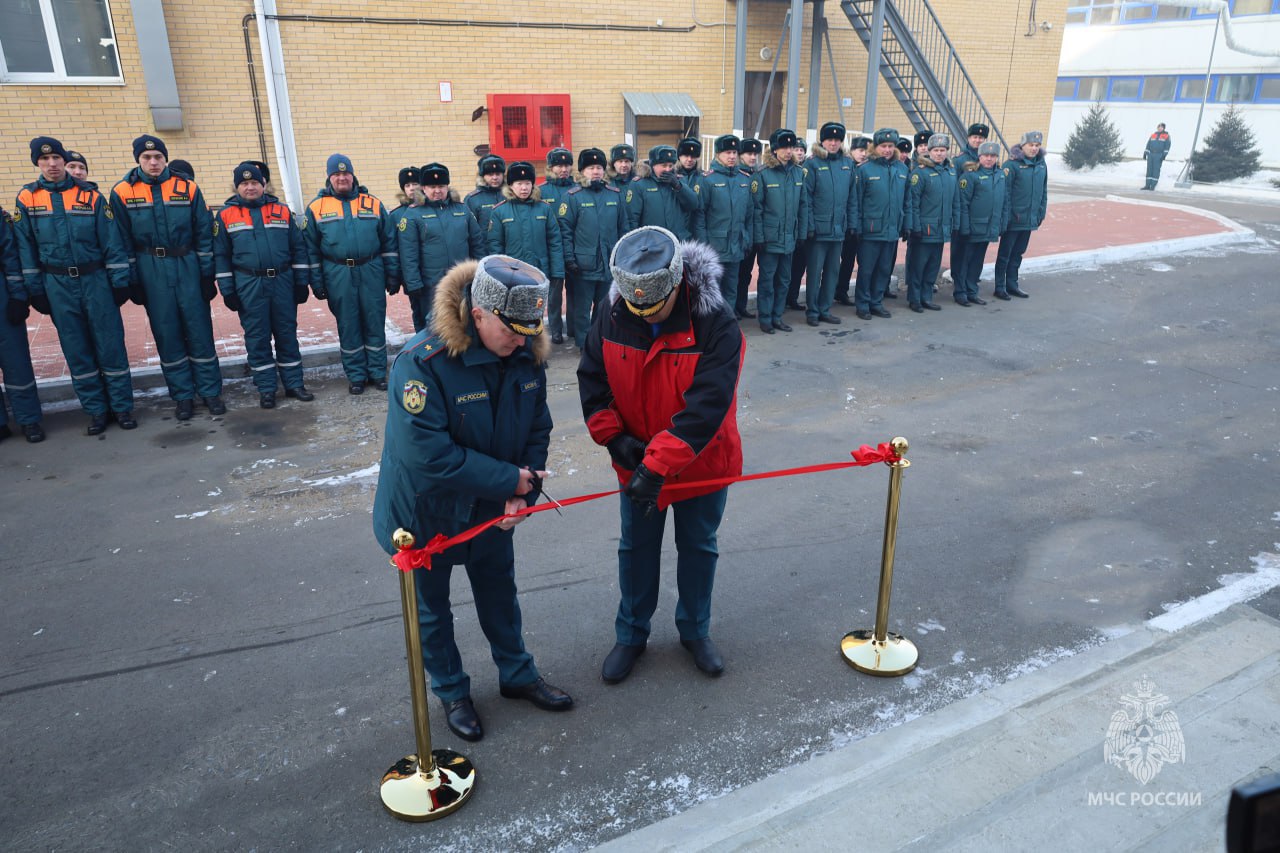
[112,180,151,207]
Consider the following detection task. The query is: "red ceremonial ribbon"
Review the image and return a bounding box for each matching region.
[392,442,901,572]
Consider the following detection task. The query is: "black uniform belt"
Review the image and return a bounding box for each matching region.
[40,260,105,278]
[325,253,377,267]
[140,245,192,259]
[234,264,282,278]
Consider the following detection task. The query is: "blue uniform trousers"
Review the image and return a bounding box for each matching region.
[959,240,990,299]
[756,251,791,328]
[718,260,741,313]
[236,275,304,393]
[994,230,1033,295]
[326,272,387,383]
[0,316,42,427]
[568,273,609,349]
[906,242,944,307]
[547,276,574,340]
[414,523,539,703]
[141,273,221,401]
[616,488,729,645]
[854,239,898,313]
[46,273,133,415]
[805,239,842,321]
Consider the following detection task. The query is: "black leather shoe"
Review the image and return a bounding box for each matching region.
[204,396,227,415]
[373,378,389,391]
[759,324,775,334]
[870,307,892,319]
[910,303,924,313]
[738,308,756,319]
[23,422,45,443]
[818,313,841,324]
[0,425,9,442]
[115,411,137,430]
[834,295,854,306]
[681,637,725,677]
[856,310,872,320]
[954,298,971,307]
[805,316,820,327]
[499,677,574,711]
[993,291,1011,301]
[884,290,898,299]
[443,697,483,742]
[175,399,195,421]
[923,302,942,311]
[552,333,565,345]
[87,414,107,436]
[348,382,365,395]
[969,296,988,306]
[260,392,276,409]
[1008,287,1029,298]
[602,642,646,684]
[785,301,804,311]
[285,386,314,402]
[773,320,792,332]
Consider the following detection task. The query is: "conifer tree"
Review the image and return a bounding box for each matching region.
[1190,105,1262,183]
[1061,102,1125,170]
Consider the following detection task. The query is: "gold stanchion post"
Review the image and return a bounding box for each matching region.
[379,529,477,821]
[841,437,920,677]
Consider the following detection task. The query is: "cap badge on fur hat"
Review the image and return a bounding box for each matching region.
[873,128,900,146]
[820,122,846,142]
[610,226,683,318]
[978,141,1002,156]
[1020,131,1044,145]
[471,256,550,337]
[927,133,951,150]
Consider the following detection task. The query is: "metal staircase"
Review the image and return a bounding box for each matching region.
[840,0,1007,151]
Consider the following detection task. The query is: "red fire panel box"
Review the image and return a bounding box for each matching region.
[486,94,572,165]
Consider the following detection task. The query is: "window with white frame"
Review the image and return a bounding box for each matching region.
[0,0,122,84]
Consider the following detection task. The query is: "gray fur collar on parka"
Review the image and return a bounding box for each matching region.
[810,142,847,160]
[500,184,543,203]
[633,160,654,180]
[413,188,462,205]
[430,260,551,365]
[607,240,726,317]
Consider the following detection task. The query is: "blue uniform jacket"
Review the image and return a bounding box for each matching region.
[753,153,807,255]
[624,163,701,241]
[1,207,22,299]
[1002,147,1048,232]
[303,184,400,295]
[487,187,564,279]
[110,166,214,288]
[803,146,859,241]
[694,161,757,262]
[905,157,959,243]
[957,165,1009,242]
[212,193,310,296]
[372,259,552,555]
[559,180,627,280]
[398,192,486,295]
[855,155,910,242]
[464,185,505,232]
[13,176,131,299]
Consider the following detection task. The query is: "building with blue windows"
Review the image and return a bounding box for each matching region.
[1049,1,1280,168]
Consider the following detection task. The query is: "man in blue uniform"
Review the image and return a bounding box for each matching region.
[853,129,910,321]
[487,161,564,286]
[1143,123,1171,190]
[994,131,1048,300]
[753,129,806,334]
[111,134,224,420]
[834,135,870,307]
[1,202,44,442]
[624,146,700,240]
[304,154,400,395]
[803,121,859,327]
[373,254,572,742]
[734,137,763,319]
[540,148,577,345]
[464,155,506,232]
[695,135,756,316]
[955,141,1007,307]
[559,148,627,348]
[14,136,135,435]
[398,163,486,334]
[214,162,315,409]
[903,134,958,313]
[949,123,989,298]
[608,144,636,190]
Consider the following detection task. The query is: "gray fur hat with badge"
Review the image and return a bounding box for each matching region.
[978,141,1002,157]
[1020,130,1044,145]
[927,133,951,150]
[610,226,683,317]
[470,255,550,336]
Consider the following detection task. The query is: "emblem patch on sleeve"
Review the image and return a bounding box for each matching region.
[558,202,568,216]
[625,190,633,204]
[910,173,919,185]
[402,379,427,414]
[397,218,407,232]
[959,178,967,189]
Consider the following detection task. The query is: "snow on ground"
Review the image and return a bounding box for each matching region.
[1045,153,1279,203]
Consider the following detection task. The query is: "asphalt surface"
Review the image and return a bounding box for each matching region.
[2,187,1278,851]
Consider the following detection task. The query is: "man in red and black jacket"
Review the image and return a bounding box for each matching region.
[577,225,744,684]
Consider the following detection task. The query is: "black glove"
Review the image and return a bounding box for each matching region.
[200,276,217,302]
[223,291,242,313]
[112,287,130,308]
[624,463,664,517]
[386,281,401,295]
[909,231,922,243]
[294,284,309,305]
[6,299,30,326]
[655,171,675,185]
[566,258,581,275]
[590,178,607,190]
[900,229,909,242]
[129,282,147,306]
[29,293,52,315]
[313,286,328,301]
[607,434,646,471]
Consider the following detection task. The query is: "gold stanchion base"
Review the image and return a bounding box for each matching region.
[840,630,919,677]
[380,750,477,822]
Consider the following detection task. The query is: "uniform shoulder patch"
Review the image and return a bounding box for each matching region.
[693,184,701,194]
[212,219,220,236]
[958,178,967,189]
[558,202,568,216]
[605,184,620,193]
[402,379,428,414]
[625,189,633,204]
[751,179,758,193]
[1003,168,1010,177]
[910,173,919,185]
[104,207,114,220]
[397,217,407,231]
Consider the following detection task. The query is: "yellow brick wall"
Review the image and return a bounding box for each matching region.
[1,0,1064,209]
